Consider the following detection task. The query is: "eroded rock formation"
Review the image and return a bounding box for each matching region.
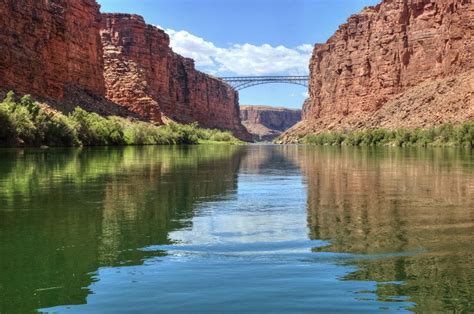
[240,105,301,141]
[100,14,250,139]
[0,1,250,139]
[282,0,474,141]
[0,0,105,101]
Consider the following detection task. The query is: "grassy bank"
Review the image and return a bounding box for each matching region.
[302,122,474,148]
[0,92,243,147]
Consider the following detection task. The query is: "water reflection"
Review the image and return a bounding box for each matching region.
[294,147,474,312]
[0,146,245,313]
[0,146,472,313]
[42,145,407,313]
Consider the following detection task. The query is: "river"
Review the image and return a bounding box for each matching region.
[0,145,472,313]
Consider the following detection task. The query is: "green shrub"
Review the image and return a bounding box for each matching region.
[0,92,37,145]
[36,110,79,147]
[3,91,15,105]
[124,121,162,145]
[303,122,474,148]
[364,129,391,146]
[345,131,364,146]
[209,131,233,142]
[0,104,15,146]
[438,123,454,143]
[70,107,126,146]
[415,128,436,147]
[165,122,199,145]
[19,95,40,117]
[0,91,241,147]
[454,121,473,147]
[10,105,36,144]
[107,117,128,145]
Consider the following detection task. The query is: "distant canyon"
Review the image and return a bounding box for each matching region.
[240,106,301,142]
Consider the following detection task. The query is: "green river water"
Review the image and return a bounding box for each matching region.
[0,145,472,313]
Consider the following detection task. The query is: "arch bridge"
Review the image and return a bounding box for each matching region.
[219,76,309,91]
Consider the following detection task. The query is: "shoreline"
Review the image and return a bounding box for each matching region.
[278,122,474,148]
[0,92,244,148]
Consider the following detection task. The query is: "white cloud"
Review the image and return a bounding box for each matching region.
[158,26,312,76]
[296,44,314,53]
[165,29,217,67]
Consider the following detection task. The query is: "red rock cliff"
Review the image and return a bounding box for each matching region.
[100,14,250,139]
[240,105,301,141]
[0,0,105,101]
[283,0,473,140]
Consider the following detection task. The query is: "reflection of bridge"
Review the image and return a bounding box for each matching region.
[219,76,309,91]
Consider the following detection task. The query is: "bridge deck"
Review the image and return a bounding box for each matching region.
[219,76,309,91]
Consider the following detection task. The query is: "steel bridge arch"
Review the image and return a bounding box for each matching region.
[219,76,309,91]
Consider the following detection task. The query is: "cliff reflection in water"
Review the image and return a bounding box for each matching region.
[0,146,245,313]
[295,147,474,312]
[0,145,472,313]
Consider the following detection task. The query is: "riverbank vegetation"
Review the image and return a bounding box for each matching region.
[303,122,474,148]
[0,92,243,147]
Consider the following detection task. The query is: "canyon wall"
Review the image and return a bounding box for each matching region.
[0,0,105,101]
[240,105,301,141]
[100,14,250,139]
[0,1,249,139]
[283,0,473,141]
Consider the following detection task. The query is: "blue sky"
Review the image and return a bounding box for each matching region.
[98,0,380,108]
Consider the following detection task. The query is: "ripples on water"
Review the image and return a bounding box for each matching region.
[0,145,472,313]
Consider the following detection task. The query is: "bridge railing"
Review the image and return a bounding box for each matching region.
[219,76,309,81]
[219,76,309,91]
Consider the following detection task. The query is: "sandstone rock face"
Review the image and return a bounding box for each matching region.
[100,14,250,139]
[0,0,105,101]
[283,0,473,141]
[0,3,250,139]
[240,105,301,141]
